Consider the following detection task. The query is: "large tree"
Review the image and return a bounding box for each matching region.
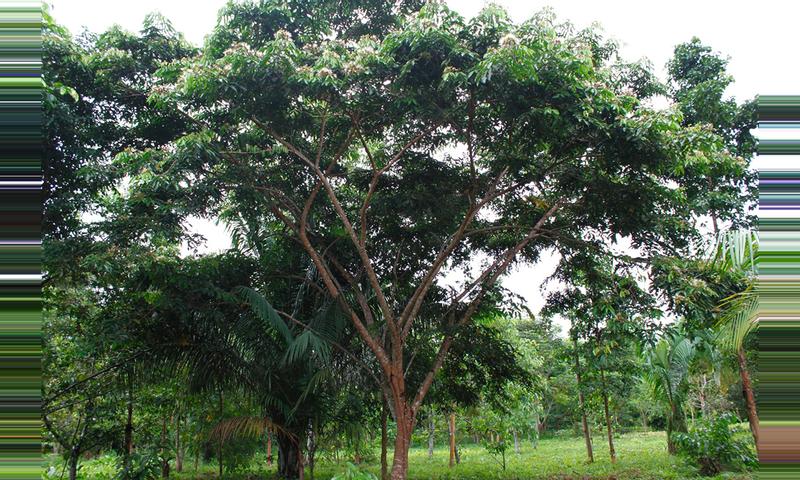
[116,2,749,477]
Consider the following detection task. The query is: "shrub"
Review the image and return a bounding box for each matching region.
[115,452,161,480]
[331,462,378,480]
[673,413,757,476]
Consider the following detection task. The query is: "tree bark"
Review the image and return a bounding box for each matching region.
[427,410,435,459]
[175,414,183,472]
[738,347,760,447]
[600,368,616,463]
[123,370,134,473]
[448,412,456,468]
[68,447,79,480]
[381,402,389,480]
[573,339,594,463]
[276,431,302,480]
[390,404,414,480]
[267,430,273,466]
[160,417,170,479]
[307,419,316,480]
[513,430,520,454]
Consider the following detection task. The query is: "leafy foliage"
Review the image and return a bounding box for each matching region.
[673,413,757,476]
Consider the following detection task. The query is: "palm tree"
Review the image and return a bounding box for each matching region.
[710,229,759,445]
[644,331,695,453]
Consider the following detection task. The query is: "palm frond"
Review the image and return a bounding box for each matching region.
[208,416,293,444]
[237,286,294,345]
[716,288,758,352]
[709,229,757,274]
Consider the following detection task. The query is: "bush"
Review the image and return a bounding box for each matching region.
[331,462,378,480]
[673,413,757,476]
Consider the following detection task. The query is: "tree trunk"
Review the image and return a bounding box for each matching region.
[277,432,302,480]
[160,417,170,479]
[175,414,184,472]
[267,431,273,466]
[737,347,759,447]
[574,339,594,463]
[68,447,79,480]
[218,389,224,479]
[390,404,414,480]
[600,368,616,463]
[306,419,316,480]
[427,410,434,459]
[123,371,134,473]
[381,403,389,480]
[448,412,456,468]
[513,430,520,454]
[699,374,708,417]
[667,401,687,454]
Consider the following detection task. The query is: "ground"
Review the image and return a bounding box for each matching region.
[46,431,754,480]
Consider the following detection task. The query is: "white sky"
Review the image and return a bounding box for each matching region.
[51,0,795,332]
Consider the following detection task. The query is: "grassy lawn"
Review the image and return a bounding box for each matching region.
[164,431,751,480]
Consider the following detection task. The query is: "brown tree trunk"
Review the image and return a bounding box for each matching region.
[390,404,414,480]
[381,402,389,480]
[600,368,616,463]
[427,410,435,459]
[448,412,456,467]
[738,347,759,446]
[574,339,594,463]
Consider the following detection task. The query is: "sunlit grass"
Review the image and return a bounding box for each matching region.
[47,430,754,479]
[170,430,751,479]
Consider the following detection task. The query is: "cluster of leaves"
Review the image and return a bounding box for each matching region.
[673,413,757,476]
[331,462,379,480]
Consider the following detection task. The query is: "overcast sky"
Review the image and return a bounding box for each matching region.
[51,0,794,331]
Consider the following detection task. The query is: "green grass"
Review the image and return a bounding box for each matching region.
[48,431,755,480]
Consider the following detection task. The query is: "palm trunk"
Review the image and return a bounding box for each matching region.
[667,401,687,454]
[276,432,302,480]
[737,347,759,446]
[600,368,616,462]
[574,339,594,463]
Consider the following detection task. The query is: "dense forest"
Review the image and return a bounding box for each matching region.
[43,1,759,479]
